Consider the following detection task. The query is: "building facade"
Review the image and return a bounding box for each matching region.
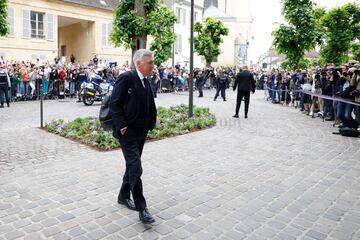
[1,0,253,68]
[204,0,253,67]
[165,0,204,68]
[0,0,131,65]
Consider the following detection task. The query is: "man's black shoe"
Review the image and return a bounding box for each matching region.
[245,115,248,119]
[0,105,4,108]
[139,208,155,224]
[232,115,239,118]
[118,198,136,211]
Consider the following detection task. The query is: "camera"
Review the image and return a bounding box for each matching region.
[350,89,360,98]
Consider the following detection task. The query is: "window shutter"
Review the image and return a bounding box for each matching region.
[182,9,186,25]
[102,23,107,47]
[8,8,15,36]
[107,23,112,46]
[47,14,54,41]
[22,10,30,38]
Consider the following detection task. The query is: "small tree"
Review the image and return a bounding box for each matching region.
[272,0,319,70]
[0,0,9,36]
[110,0,177,66]
[148,5,177,66]
[319,3,360,66]
[351,43,360,61]
[194,17,229,67]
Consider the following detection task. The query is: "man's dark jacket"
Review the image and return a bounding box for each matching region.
[233,70,256,92]
[109,70,157,139]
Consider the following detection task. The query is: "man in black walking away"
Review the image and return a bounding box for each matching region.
[109,49,157,224]
[233,66,256,118]
[0,62,11,108]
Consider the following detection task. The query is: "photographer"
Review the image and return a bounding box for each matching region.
[322,68,335,120]
[348,69,360,128]
[309,69,324,117]
[335,70,354,128]
[195,70,205,97]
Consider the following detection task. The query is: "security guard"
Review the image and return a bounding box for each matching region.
[0,63,11,108]
[214,70,230,101]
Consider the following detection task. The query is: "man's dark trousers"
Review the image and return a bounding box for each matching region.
[198,85,204,97]
[118,128,148,211]
[0,87,9,106]
[214,85,226,100]
[235,91,250,116]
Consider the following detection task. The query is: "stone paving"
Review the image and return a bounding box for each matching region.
[0,90,359,240]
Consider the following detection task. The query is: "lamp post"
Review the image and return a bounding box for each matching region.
[172,0,176,68]
[188,0,194,117]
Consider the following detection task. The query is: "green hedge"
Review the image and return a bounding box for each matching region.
[45,105,216,151]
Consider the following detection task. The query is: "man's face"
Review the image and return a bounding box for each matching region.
[137,56,154,76]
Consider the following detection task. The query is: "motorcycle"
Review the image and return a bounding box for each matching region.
[82,79,113,106]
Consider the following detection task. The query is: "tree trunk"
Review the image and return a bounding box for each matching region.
[131,35,147,69]
[206,61,211,68]
[131,0,147,69]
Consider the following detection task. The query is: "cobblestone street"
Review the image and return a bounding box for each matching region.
[0,90,359,240]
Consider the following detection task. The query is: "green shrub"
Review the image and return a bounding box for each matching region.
[46,105,216,151]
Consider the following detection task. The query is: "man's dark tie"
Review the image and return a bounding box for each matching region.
[142,78,147,88]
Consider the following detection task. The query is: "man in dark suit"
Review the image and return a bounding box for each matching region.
[109,49,157,224]
[233,66,256,118]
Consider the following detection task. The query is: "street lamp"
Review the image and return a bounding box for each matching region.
[189,0,194,117]
[172,0,184,68]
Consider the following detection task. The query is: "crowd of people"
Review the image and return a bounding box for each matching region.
[0,55,130,106]
[0,55,238,107]
[257,62,360,132]
[1,55,359,134]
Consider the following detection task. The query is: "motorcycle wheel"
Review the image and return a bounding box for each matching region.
[83,95,95,106]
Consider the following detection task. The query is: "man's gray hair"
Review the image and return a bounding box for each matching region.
[133,49,154,66]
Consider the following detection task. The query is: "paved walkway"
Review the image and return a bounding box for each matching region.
[0,90,359,240]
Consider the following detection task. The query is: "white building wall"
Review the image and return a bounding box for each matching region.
[171,1,204,68]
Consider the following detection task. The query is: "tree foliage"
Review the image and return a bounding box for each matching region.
[272,0,319,70]
[110,0,177,66]
[319,3,360,66]
[0,0,9,36]
[148,5,177,66]
[351,43,360,61]
[194,17,229,67]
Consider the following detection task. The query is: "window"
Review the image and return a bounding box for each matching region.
[176,7,181,21]
[175,7,186,25]
[194,11,198,22]
[182,9,186,25]
[102,23,112,47]
[30,11,45,39]
[61,45,66,57]
[47,14,54,41]
[8,8,14,37]
[22,10,30,38]
[175,34,182,54]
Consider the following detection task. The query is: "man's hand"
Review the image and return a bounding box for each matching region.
[252,91,255,95]
[120,127,127,135]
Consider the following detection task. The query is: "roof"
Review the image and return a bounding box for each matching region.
[61,0,120,10]
[203,5,236,21]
